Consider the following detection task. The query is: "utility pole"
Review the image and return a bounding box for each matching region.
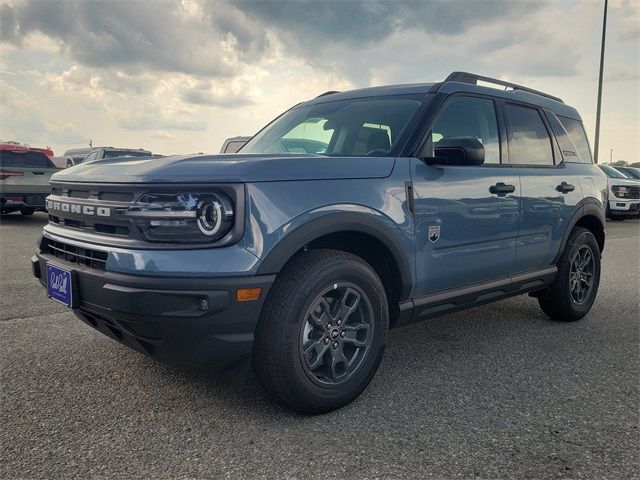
[609,149,613,164]
[593,0,608,164]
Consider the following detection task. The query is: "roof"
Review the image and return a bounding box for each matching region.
[303,83,436,105]
[303,71,581,120]
[0,143,54,156]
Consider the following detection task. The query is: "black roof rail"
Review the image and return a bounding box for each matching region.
[316,90,340,98]
[444,71,564,104]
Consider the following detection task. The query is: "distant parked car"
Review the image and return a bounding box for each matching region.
[81,147,153,165]
[50,156,72,169]
[220,136,251,153]
[63,148,93,167]
[0,145,58,215]
[614,166,640,180]
[599,164,640,220]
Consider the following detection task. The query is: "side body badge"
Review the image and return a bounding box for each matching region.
[428,225,440,243]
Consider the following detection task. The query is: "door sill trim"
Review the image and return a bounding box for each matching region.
[396,266,557,327]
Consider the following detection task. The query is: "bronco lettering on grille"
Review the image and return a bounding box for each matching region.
[47,200,111,217]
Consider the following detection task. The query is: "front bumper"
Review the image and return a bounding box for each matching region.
[32,251,274,378]
[608,198,640,216]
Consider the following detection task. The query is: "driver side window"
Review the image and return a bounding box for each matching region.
[281,118,334,154]
[429,96,501,164]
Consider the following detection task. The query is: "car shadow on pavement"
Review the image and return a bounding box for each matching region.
[123,294,576,420]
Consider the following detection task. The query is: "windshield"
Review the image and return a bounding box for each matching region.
[619,167,640,179]
[600,164,629,179]
[104,150,151,159]
[242,96,424,156]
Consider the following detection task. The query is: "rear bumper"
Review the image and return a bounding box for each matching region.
[1,193,48,209]
[32,252,274,377]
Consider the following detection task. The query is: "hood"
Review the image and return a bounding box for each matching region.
[51,153,395,184]
[607,177,640,187]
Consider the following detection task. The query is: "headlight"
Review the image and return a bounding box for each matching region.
[122,192,234,243]
[612,186,628,198]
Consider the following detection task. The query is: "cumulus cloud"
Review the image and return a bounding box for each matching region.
[0,0,267,77]
[0,0,636,159]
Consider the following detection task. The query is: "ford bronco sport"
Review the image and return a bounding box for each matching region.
[32,72,607,413]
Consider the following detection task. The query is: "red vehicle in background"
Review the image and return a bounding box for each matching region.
[0,143,54,157]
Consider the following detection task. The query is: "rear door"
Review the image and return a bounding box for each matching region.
[503,102,582,271]
[411,95,521,295]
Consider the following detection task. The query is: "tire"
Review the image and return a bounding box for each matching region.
[20,208,35,216]
[538,227,601,322]
[66,160,73,168]
[253,249,388,414]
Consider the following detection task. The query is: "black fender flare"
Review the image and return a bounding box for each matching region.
[553,198,606,264]
[256,212,413,301]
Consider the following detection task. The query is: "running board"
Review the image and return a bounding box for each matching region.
[396,266,557,328]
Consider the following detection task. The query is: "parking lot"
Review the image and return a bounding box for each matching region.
[1,213,638,479]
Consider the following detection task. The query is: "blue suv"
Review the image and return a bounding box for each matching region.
[32,72,607,413]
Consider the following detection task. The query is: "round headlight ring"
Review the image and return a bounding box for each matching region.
[196,198,223,236]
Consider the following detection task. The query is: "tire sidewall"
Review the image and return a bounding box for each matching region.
[559,230,601,318]
[277,255,388,410]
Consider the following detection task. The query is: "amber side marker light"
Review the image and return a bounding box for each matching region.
[236,288,262,302]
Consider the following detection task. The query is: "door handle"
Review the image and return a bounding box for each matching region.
[489,182,516,196]
[556,181,575,194]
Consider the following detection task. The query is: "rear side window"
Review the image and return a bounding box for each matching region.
[0,151,53,168]
[557,116,593,164]
[505,104,554,165]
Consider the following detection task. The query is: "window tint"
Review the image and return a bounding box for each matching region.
[83,151,98,163]
[0,151,53,168]
[599,164,628,179]
[430,96,500,164]
[557,116,593,164]
[242,97,423,157]
[506,104,554,165]
[103,150,151,159]
[545,113,578,162]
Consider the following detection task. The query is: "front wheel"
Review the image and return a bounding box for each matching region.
[253,249,388,414]
[20,207,35,216]
[538,227,601,321]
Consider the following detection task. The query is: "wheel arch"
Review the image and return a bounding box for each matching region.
[256,212,413,325]
[554,199,606,263]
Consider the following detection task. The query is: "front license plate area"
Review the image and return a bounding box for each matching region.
[46,264,75,307]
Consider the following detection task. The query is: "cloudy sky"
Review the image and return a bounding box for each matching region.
[1,0,638,162]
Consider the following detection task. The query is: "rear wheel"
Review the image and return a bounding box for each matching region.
[538,227,601,321]
[253,249,388,414]
[20,208,35,216]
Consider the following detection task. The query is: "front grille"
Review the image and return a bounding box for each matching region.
[53,187,134,202]
[47,183,137,239]
[626,186,640,199]
[44,238,108,270]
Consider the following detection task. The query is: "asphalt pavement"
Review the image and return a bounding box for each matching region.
[1,213,638,479]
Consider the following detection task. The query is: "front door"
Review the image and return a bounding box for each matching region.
[411,95,520,296]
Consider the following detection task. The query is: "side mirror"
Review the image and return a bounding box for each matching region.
[424,136,485,166]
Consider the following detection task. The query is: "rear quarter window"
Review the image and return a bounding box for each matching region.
[0,151,54,168]
[557,116,593,164]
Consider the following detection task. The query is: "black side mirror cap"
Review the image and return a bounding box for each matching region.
[423,136,485,166]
